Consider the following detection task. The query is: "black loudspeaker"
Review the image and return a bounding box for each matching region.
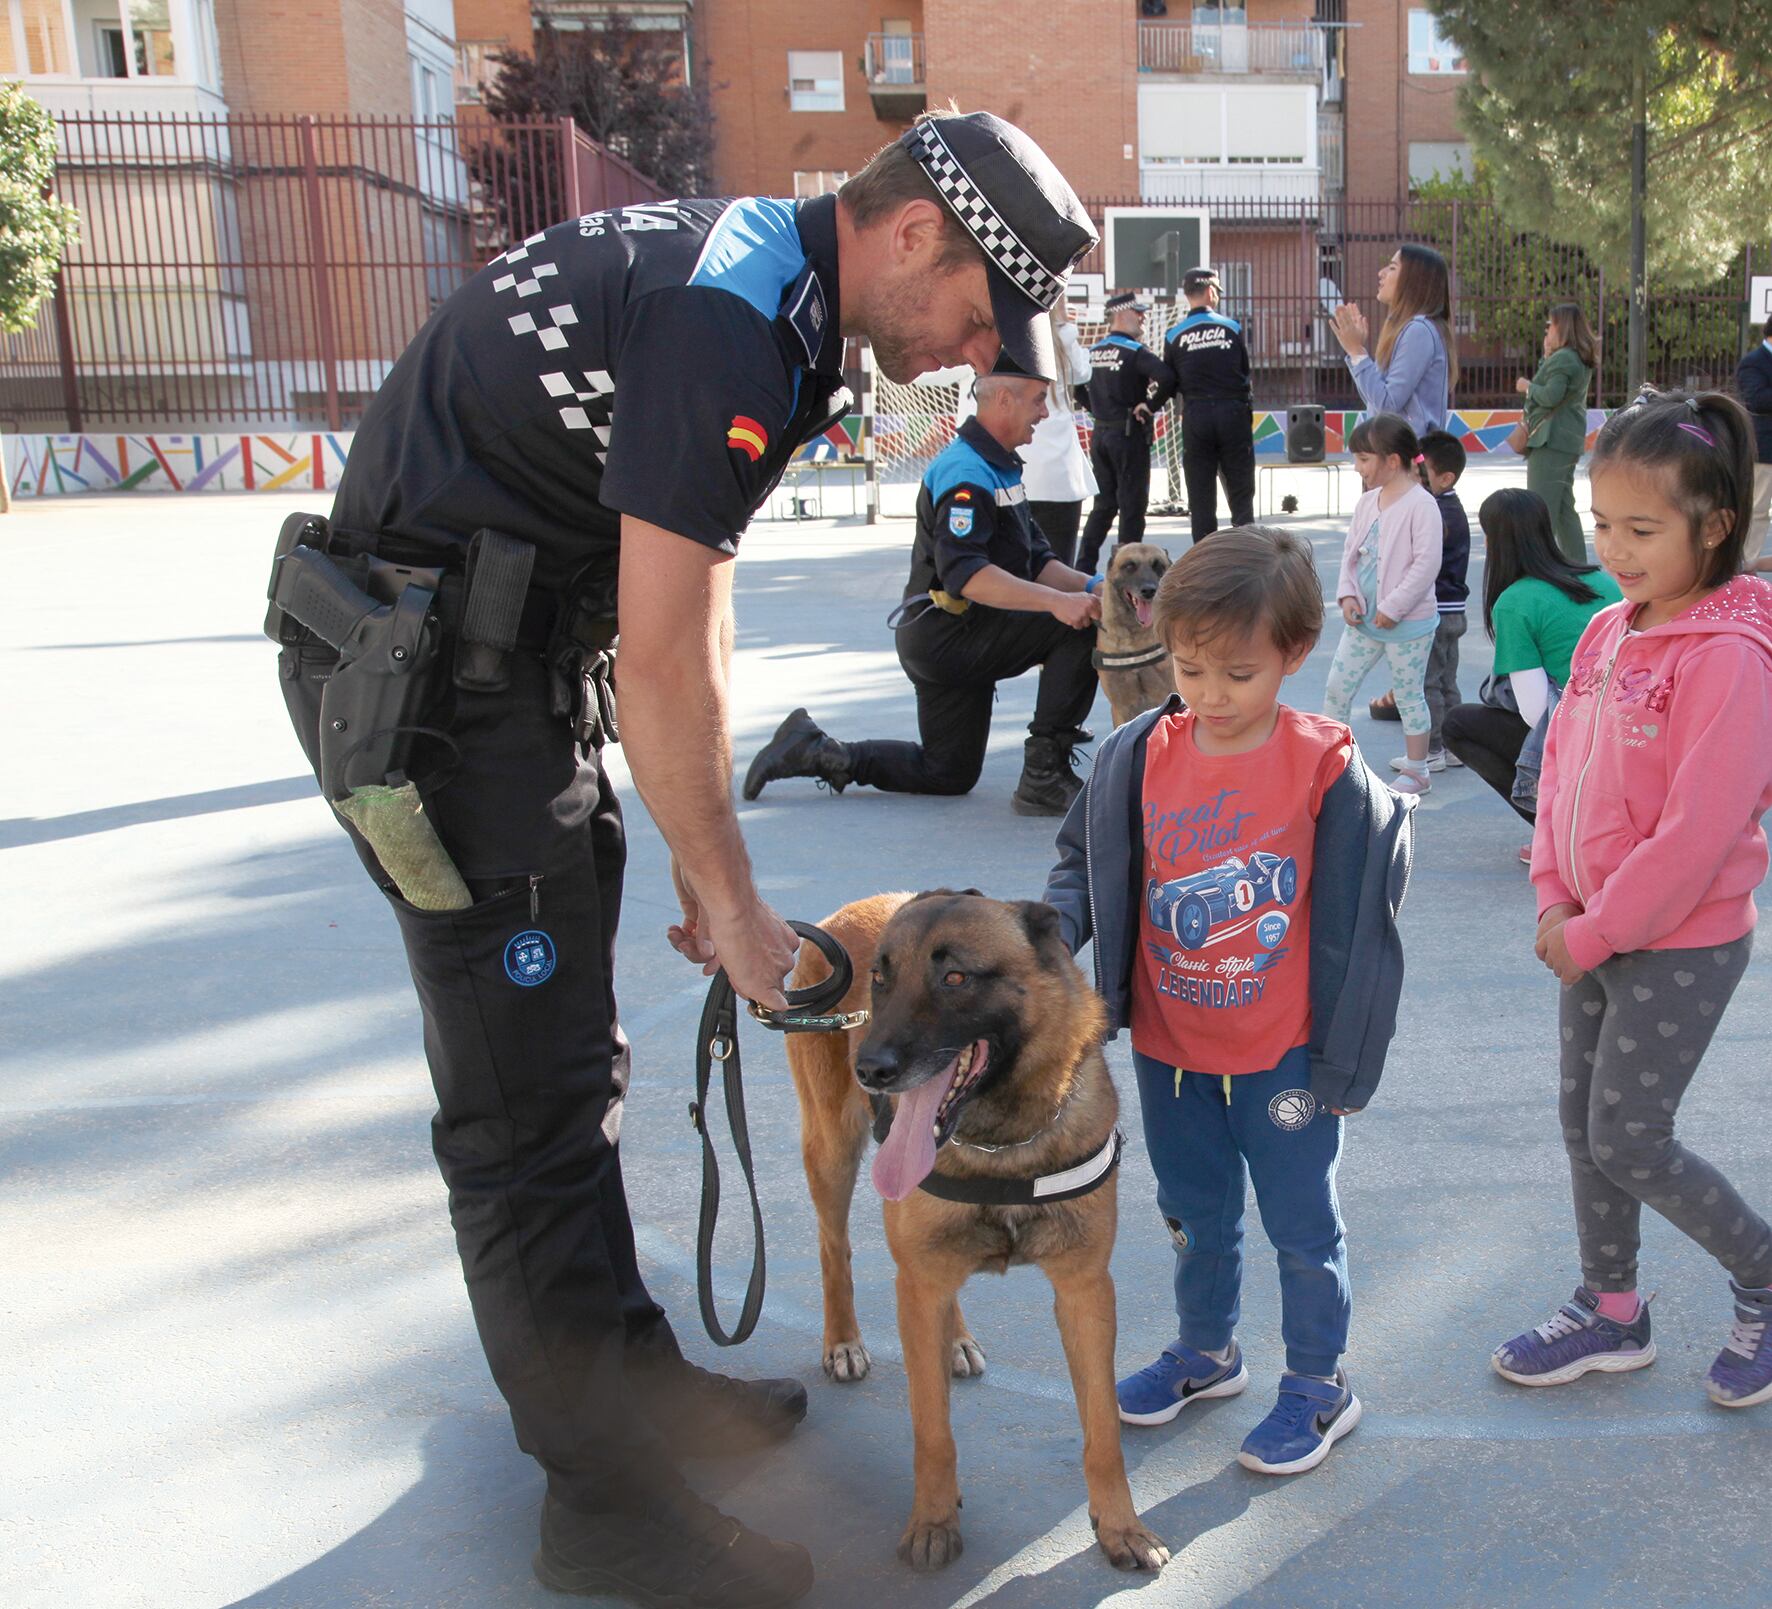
[1286,405,1325,464]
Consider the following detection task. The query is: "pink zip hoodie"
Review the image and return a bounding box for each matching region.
[1337,482,1442,626]
[1531,574,1772,971]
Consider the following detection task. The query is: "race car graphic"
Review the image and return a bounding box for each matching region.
[1147,850,1299,950]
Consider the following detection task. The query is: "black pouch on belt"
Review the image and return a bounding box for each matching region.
[453,528,537,694]
[546,564,621,749]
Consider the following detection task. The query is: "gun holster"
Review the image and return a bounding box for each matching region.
[264,513,444,800]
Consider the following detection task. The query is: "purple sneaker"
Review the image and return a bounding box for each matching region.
[1492,1287,1655,1387]
[1706,1282,1772,1408]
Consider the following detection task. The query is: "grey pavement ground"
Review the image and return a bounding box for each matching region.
[3,461,1768,1609]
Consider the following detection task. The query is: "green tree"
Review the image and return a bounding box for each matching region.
[1429,0,1772,290]
[486,20,716,197]
[0,84,78,334]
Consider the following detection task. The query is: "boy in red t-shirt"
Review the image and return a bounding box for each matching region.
[1043,527,1413,1476]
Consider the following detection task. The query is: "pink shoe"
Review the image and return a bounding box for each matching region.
[1519,843,1533,865]
[1390,766,1431,796]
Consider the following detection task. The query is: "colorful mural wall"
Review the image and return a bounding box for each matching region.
[5,408,1603,498]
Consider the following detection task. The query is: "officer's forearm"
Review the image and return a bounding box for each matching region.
[616,518,757,916]
[1035,560,1090,593]
[959,564,1065,613]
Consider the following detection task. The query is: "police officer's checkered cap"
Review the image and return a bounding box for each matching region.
[909,121,1083,307]
[1183,266,1220,293]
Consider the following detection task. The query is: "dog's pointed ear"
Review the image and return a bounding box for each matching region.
[1014,900,1064,955]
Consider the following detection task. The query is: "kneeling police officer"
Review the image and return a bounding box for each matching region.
[266,109,1094,1608]
[745,357,1103,815]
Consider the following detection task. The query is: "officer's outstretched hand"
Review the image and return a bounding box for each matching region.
[1050,590,1101,631]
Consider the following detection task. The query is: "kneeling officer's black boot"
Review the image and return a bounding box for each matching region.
[535,1490,814,1607]
[743,707,854,800]
[1011,734,1084,817]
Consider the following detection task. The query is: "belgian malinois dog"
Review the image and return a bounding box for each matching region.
[784,891,1168,1574]
[1097,543,1175,727]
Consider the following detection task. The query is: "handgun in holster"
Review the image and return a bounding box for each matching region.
[264,512,469,910]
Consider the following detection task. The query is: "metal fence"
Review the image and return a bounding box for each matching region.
[0,112,664,433]
[3,151,1760,431]
[1073,195,1761,411]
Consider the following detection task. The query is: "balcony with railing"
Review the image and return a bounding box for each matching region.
[1138,21,1326,78]
[864,32,925,119]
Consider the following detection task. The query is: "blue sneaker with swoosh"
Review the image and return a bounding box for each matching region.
[1116,1340,1249,1426]
[1237,1370,1362,1474]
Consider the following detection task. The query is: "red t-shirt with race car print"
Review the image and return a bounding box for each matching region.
[1129,706,1351,1078]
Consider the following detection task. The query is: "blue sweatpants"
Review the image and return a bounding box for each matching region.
[1131,1044,1351,1378]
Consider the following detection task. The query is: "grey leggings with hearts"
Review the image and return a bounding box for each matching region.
[1561,935,1772,1293]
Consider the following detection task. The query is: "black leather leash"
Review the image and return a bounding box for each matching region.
[690,920,868,1346]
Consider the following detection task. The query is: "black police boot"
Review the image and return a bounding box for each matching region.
[1011,734,1084,817]
[1056,722,1095,748]
[535,1490,814,1608]
[644,1361,809,1457]
[742,707,854,800]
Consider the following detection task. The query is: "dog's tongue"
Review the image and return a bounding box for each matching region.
[872,1076,949,1201]
[1134,596,1154,629]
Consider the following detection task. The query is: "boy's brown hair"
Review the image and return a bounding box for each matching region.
[1151,525,1324,657]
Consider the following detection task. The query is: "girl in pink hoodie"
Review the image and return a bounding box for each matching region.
[1323,413,1443,795]
[1492,389,1772,1410]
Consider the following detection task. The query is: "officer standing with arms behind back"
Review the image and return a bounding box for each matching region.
[1163,265,1255,542]
[266,111,1094,1609]
[1076,290,1177,572]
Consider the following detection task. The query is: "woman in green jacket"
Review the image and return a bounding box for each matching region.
[1514,302,1597,563]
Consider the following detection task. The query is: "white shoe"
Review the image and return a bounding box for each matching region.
[1389,750,1446,773]
[1443,749,1465,768]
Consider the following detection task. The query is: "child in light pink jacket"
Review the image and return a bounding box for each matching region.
[1322,412,1443,794]
[1491,388,1772,1410]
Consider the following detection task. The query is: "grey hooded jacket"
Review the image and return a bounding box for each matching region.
[1042,697,1415,1112]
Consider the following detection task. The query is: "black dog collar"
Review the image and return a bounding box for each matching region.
[917,1130,1124,1206]
[1092,643,1167,672]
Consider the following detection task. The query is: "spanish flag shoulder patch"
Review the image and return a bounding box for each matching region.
[727,415,768,462]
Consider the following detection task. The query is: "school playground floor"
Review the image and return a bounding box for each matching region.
[4,460,1767,1609]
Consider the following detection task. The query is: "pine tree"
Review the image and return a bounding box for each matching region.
[1430,0,1772,290]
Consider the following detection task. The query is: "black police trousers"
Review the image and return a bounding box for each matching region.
[844,603,1098,794]
[1181,399,1256,542]
[1078,426,1152,571]
[279,641,685,1516]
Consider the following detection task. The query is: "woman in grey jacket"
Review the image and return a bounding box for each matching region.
[1330,244,1459,441]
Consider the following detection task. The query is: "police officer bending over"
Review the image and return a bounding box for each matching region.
[269,110,1093,1608]
[1164,265,1256,542]
[1076,290,1177,571]
[745,358,1102,816]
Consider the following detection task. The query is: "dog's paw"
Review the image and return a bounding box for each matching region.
[1093,1514,1169,1572]
[822,1340,872,1382]
[897,1516,964,1571]
[950,1337,987,1378]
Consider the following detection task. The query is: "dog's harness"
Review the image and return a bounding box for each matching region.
[1092,642,1167,672]
[867,1093,1125,1207]
[691,921,867,1346]
[916,1129,1124,1206]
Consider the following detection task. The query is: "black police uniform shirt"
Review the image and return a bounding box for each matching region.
[331,195,850,593]
[1077,333,1177,425]
[905,416,1056,604]
[1162,307,1253,404]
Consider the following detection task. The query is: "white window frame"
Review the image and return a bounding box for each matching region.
[1407,9,1466,75]
[7,0,208,84]
[787,49,844,113]
[792,169,849,197]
